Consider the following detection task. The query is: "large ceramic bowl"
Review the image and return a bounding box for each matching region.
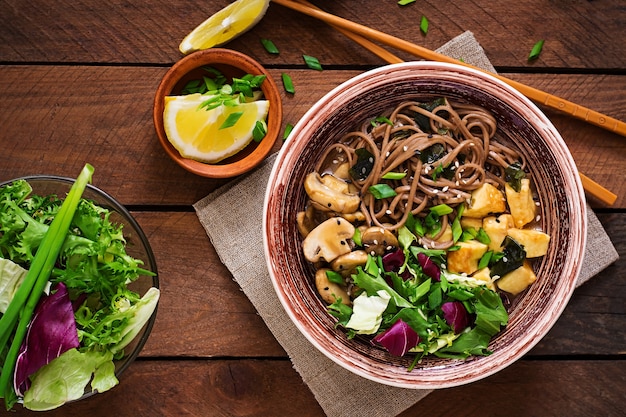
[0,175,159,405]
[263,62,587,389]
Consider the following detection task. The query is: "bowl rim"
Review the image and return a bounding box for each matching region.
[263,61,587,389]
[153,48,283,178]
[0,175,160,397]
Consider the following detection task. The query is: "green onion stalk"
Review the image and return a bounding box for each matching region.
[0,164,94,408]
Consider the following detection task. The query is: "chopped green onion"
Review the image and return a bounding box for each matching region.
[219,112,243,129]
[303,54,323,71]
[430,204,453,216]
[261,38,280,54]
[352,227,362,246]
[283,123,294,140]
[368,183,397,199]
[475,228,491,245]
[371,116,393,126]
[451,216,463,243]
[398,0,416,4]
[281,73,295,94]
[420,15,429,35]
[253,120,267,142]
[326,270,345,285]
[528,39,544,61]
[381,171,407,180]
[478,250,493,270]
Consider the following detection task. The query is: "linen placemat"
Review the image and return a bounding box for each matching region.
[194,31,619,417]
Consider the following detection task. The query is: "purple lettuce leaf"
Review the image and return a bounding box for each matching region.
[14,282,79,397]
[372,319,419,356]
[441,301,470,334]
[417,253,440,281]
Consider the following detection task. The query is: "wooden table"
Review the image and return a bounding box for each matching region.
[1,0,625,415]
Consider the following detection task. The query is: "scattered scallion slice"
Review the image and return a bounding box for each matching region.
[398,0,416,4]
[430,204,453,216]
[528,39,544,61]
[219,112,243,129]
[369,183,397,199]
[420,15,429,35]
[281,73,295,94]
[261,38,279,54]
[303,54,323,71]
[252,120,267,142]
[381,171,407,180]
[371,116,393,126]
[283,123,294,140]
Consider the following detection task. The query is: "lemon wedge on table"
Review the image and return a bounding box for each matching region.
[179,0,270,54]
[163,94,270,163]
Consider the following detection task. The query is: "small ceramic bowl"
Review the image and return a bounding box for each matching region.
[153,49,283,178]
[263,62,587,389]
[0,176,159,406]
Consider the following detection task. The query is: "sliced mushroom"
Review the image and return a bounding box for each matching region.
[315,268,351,305]
[302,217,355,263]
[296,205,318,238]
[361,226,399,256]
[330,250,368,275]
[304,172,360,214]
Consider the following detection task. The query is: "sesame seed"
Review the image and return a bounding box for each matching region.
[536,215,541,221]
[373,240,378,245]
[386,210,392,215]
[442,186,449,192]
[403,145,408,152]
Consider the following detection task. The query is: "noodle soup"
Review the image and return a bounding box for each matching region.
[297,98,550,361]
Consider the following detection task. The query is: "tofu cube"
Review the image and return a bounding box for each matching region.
[460,217,482,231]
[505,178,536,228]
[472,267,496,291]
[482,214,514,252]
[447,240,488,275]
[462,183,506,218]
[495,260,537,295]
[507,228,551,258]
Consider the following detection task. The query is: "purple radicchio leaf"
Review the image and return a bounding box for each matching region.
[372,319,419,356]
[382,249,411,280]
[417,252,440,281]
[13,282,79,397]
[441,301,470,334]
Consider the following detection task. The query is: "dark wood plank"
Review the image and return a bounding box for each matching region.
[1,0,625,69]
[6,359,624,417]
[1,66,625,208]
[400,360,626,417]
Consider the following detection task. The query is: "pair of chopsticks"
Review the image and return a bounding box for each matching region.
[272,0,619,206]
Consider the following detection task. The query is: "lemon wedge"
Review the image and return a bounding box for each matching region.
[163,93,270,163]
[179,0,270,54]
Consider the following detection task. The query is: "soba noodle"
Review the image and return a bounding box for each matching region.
[314,98,527,249]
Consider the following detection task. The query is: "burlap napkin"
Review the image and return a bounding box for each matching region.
[194,31,619,417]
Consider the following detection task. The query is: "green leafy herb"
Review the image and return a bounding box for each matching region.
[252,120,267,142]
[260,38,280,54]
[420,15,429,35]
[528,39,545,61]
[303,54,323,71]
[369,184,397,199]
[283,123,294,140]
[281,73,295,94]
[219,112,244,129]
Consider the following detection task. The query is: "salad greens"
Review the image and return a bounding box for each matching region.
[328,224,508,363]
[0,165,159,410]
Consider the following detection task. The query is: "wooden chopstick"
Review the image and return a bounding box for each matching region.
[272,0,619,206]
